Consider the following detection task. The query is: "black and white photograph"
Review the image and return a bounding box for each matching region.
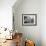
[22,14,37,26]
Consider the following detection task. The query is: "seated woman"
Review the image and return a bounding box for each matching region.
[15,33,23,46]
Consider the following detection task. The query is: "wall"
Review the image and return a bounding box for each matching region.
[41,0,46,46]
[0,0,45,46]
[13,0,41,46]
[0,0,16,30]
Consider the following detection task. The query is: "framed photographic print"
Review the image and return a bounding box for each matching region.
[22,14,37,26]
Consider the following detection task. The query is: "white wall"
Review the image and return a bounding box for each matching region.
[0,0,16,30]
[41,0,46,46]
[13,0,41,46]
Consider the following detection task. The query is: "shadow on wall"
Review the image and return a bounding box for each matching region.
[12,0,24,10]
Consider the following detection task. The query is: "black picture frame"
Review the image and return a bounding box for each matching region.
[22,14,37,26]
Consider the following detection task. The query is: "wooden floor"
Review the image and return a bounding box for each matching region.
[0,39,16,46]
